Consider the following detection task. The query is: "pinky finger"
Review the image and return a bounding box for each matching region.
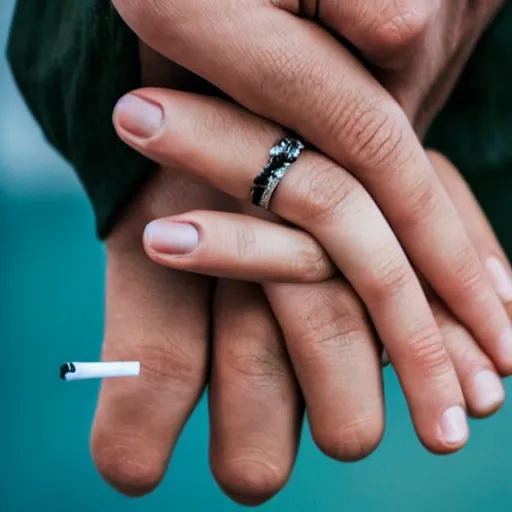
[431,301,505,419]
[143,211,335,282]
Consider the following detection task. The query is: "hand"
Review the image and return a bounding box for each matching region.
[112,0,512,378]
[113,88,512,455]
[92,47,383,506]
[92,165,309,505]
[144,149,511,425]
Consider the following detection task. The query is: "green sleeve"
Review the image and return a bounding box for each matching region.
[7,0,154,238]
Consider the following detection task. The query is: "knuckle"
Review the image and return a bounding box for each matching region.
[292,290,370,356]
[214,457,287,506]
[225,336,286,383]
[365,255,411,304]
[372,2,430,54]
[452,343,481,370]
[300,314,368,356]
[314,417,383,462]
[433,310,480,368]
[392,175,441,231]
[408,325,452,378]
[294,245,332,281]
[292,158,357,224]
[123,342,205,391]
[346,106,407,169]
[253,45,313,113]
[91,440,164,497]
[443,328,485,372]
[452,251,488,299]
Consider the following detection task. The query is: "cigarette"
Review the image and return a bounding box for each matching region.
[60,361,140,381]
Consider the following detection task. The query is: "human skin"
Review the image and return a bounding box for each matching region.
[91,88,511,507]
[91,4,510,500]
[109,0,512,434]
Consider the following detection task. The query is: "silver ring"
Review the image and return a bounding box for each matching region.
[250,137,305,210]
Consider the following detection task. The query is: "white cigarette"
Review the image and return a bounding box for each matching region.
[60,361,140,381]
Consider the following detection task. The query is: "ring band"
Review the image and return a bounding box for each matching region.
[250,137,305,210]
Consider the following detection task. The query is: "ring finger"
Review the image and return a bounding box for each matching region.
[209,280,302,505]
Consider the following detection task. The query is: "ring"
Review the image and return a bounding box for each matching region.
[250,137,305,210]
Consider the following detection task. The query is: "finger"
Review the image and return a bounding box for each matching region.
[91,247,211,496]
[266,278,385,461]
[139,201,504,419]
[116,91,468,453]
[431,301,505,419]
[143,210,334,282]
[209,280,302,505]
[144,201,505,418]
[295,0,435,69]
[424,151,508,416]
[113,1,512,373]
[430,151,512,321]
[90,171,223,497]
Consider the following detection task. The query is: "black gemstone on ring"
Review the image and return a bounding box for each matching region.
[250,137,305,209]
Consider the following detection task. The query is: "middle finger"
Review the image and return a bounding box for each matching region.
[210,279,302,505]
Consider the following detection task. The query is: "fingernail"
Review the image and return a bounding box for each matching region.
[472,369,505,412]
[486,256,512,303]
[114,94,163,138]
[144,220,199,255]
[440,406,468,445]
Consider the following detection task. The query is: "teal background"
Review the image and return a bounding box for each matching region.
[1,2,511,511]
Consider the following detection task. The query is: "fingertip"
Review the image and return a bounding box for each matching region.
[113,93,164,141]
[213,456,289,506]
[466,369,506,418]
[143,219,199,256]
[90,426,167,497]
[312,417,384,462]
[440,405,469,443]
[420,405,470,455]
[412,402,471,456]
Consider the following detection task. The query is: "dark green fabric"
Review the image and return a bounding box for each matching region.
[7,1,154,238]
[467,170,512,259]
[426,4,512,179]
[6,1,512,241]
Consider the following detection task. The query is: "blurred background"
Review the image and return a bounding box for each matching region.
[0,1,511,510]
